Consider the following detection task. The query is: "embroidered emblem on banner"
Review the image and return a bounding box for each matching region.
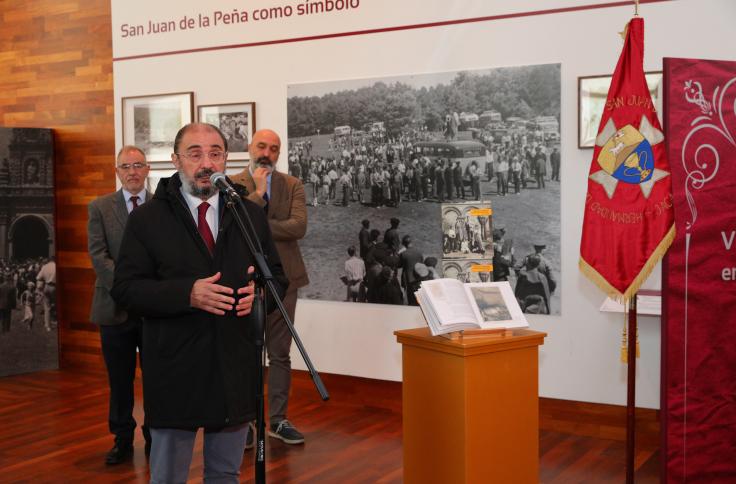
[589,115,669,199]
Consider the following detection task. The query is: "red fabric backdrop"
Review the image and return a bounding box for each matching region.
[663,57,736,483]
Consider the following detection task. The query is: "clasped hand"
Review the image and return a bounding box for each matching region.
[252,166,269,198]
[190,267,256,316]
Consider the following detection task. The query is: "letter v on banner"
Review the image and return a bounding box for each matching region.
[579,17,675,303]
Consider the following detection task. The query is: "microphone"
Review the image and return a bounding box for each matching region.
[210,172,239,198]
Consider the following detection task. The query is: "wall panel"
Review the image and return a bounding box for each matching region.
[0,0,114,369]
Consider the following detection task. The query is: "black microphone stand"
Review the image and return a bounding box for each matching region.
[222,188,329,484]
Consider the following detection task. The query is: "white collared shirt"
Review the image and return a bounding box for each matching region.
[180,188,220,241]
[122,189,147,213]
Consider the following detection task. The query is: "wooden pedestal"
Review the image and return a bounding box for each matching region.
[395,327,547,484]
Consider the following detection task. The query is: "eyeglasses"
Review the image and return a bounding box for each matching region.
[177,151,226,163]
[117,162,148,170]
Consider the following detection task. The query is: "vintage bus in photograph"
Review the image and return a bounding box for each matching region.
[413,140,489,181]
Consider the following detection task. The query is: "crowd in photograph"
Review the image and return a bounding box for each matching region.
[339,218,557,313]
[485,139,560,196]
[0,256,57,334]
[342,217,440,306]
[288,123,560,207]
[491,229,557,315]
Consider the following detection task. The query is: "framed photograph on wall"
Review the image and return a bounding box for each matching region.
[578,71,662,149]
[122,92,193,161]
[197,102,256,159]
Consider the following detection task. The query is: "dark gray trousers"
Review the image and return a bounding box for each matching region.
[265,288,297,424]
[149,424,248,484]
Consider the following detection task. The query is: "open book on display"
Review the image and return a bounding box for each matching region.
[415,279,528,336]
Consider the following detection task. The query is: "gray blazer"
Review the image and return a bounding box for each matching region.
[87,189,152,325]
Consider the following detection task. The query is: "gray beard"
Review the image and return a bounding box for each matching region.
[180,170,216,198]
[250,157,275,174]
[256,161,275,173]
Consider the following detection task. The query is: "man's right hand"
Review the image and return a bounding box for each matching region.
[190,272,235,315]
[252,167,269,198]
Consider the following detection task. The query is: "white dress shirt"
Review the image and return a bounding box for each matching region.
[122,188,147,214]
[180,188,220,241]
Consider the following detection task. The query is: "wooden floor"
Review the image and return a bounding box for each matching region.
[0,367,659,483]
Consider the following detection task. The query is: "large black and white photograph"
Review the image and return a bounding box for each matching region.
[441,202,493,259]
[0,128,59,377]
[287,63,561,313]
[197,102,255,158]
[122,92,193,161]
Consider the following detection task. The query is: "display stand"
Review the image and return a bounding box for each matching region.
[439,328,514,341]
[395,327,546,484]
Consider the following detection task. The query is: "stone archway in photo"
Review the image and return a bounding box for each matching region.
[9,214,52,260]
[442,261,463,281]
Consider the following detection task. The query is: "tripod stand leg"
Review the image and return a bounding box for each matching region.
[253,286,267,483]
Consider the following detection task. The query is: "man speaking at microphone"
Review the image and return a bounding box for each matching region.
[231,129,309,445]
[111,122,287,483]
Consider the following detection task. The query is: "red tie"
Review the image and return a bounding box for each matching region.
[130,195,139,210]
[197,202,215,254]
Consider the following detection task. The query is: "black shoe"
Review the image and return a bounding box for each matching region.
[105,443,133,465]
[244,421,256,451]
[268,420,304,445]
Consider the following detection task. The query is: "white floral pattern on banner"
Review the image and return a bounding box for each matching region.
[681,77,736,230]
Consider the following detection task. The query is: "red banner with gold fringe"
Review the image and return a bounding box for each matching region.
[579,17,675,302]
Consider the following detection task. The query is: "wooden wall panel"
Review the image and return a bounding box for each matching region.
[0,0,115,369]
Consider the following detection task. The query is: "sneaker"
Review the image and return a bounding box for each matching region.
[244,421,256,450]
[268,420,304,444]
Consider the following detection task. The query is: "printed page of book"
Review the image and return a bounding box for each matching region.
[420,278,478,326]
[415,288,442,333]
[417,288,480,335]
[463,281,529,329]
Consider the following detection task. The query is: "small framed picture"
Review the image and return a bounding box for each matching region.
[121,92,194,161]
[578,72,662,149]
[441,202,494,260]
[197,102,256,159]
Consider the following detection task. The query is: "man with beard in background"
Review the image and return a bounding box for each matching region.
[231,129,310,446]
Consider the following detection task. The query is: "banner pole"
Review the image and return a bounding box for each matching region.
[626,293,638,484]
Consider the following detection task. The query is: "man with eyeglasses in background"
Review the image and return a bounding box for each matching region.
[87,145,152,465]
[111,123,287,483]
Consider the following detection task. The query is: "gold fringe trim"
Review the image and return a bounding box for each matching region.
[579,223,676,304]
